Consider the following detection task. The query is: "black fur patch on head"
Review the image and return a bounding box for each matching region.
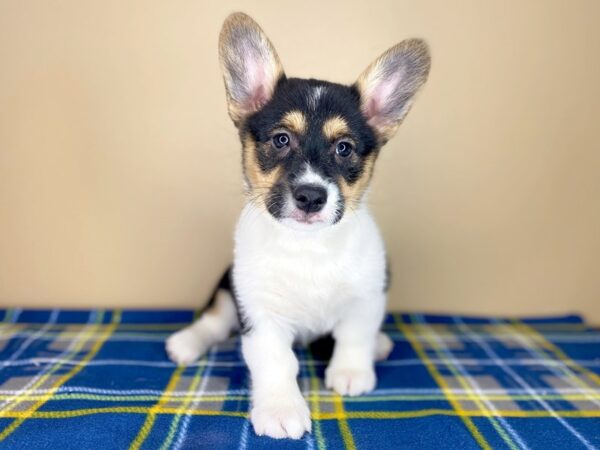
[239,78,379,218]
[246,77,378,166]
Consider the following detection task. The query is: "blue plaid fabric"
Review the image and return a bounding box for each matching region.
[0,309,598,449]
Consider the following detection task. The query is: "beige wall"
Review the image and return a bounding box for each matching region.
[1,1,599,321]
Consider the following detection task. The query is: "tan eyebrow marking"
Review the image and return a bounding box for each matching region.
[323,116,350,141]
[280,110,307,134]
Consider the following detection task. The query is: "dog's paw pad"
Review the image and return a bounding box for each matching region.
[165,328,205,365]
[325,367,376,396]
[251,399,311,439]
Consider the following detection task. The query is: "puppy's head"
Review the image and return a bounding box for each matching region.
[219,13,430,230]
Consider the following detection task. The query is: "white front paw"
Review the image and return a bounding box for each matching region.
[325,366,376,396]
[251,396,311,439]
[165,327,205,365]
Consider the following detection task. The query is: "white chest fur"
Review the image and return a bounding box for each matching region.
[232,203,387,341]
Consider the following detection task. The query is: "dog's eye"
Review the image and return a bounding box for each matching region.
[335,141,353,157]
[272,133,290,149]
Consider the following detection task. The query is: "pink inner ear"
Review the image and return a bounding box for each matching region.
[244,56,273,112]
[363,72,402,127]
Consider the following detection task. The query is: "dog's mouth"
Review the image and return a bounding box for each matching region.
[277,208,328,231]
[288,209,324,224]
[276,197,348,231]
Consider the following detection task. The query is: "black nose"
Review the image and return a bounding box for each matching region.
[293,185,328,213]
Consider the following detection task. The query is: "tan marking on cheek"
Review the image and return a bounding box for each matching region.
[242,136,282,206]
[322,116,350,141]
[338,153,377,206]
[280,110,307,135]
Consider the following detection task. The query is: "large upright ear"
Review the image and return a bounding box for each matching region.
[219,13,285,126]
[355,39,430,143]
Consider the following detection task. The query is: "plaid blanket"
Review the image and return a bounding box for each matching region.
[0,309,598,449]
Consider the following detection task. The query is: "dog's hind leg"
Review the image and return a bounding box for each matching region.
[166,286,239,365]
[375,332,393,361]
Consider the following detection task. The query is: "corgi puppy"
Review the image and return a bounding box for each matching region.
[167,12,430,439]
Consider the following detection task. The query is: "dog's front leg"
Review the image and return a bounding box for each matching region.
[242,326,311,439]
[326,299,385,396]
